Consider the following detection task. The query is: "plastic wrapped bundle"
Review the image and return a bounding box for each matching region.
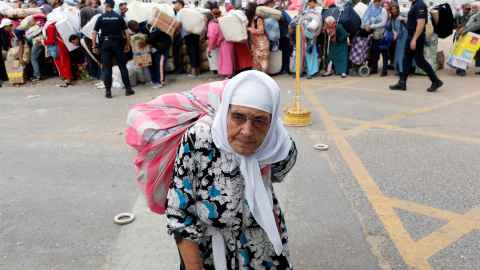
[7,47,19,61]
[22,45,31,64]
[26,25,42,39]
[16,15,35,31]
[179,8,205,35]
[32,34,44,47]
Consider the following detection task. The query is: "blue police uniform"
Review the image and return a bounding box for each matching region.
[94,7,134,97]
[391,0,442,92]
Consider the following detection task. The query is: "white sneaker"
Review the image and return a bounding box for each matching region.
[95,81,104,86]
[97,84,105,89]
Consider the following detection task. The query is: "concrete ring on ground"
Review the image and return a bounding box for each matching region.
[314,144,329,151]
[114,213,135,225]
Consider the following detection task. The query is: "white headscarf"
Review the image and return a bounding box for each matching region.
[212,70,292,258]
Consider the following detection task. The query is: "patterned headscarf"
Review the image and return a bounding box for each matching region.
[324,16,337,37]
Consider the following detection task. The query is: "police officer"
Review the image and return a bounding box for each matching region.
[92,0,134,99]
[389,0,443,92]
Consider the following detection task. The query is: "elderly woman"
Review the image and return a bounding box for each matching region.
[387,2,408,75]
[166,70,297,270]
[459,2,480,75]
[322,17,348,78]
[206,9,234,79]
[362,0,388,76]
[245,2,270,73]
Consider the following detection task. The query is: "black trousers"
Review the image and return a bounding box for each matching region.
[101,39,130,89]
[279,36,291,73]
[0,58,8,80]
[173,34,185,72]
[185,34,201,68]
[401,34,436,80]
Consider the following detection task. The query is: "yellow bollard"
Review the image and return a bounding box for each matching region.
[283,25,312,127]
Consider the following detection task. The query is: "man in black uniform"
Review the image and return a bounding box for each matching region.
[92,0,134,99]
[389,0,443,92]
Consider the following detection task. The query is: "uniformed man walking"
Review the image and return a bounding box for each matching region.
[92,0,134,99]
[389,0,443,92]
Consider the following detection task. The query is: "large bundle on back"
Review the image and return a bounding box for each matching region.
[125,81,227,214]
[81,14,101,40]
[126,1,175,23]
[321,3,361,35]
[353,2,367,19]
[218,10,248,43]
[430,3,454,39]
[147,7,180,36]
[4,8,41,19]
[179,8,205,35]
[256,6,282,20]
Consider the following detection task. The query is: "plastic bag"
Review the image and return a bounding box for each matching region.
[112,61,138,88]
[135,65,146,83]
[127,60,137,86]
[16,15,35,31]
[7,47,19,61]
[32,34,44,47]
[143,67,152,83]
[22,45,31,64]
[25,25,42,39]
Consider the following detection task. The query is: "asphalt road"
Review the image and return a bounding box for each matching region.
[1,64,480,269]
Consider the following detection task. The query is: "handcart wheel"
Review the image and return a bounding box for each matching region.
[359,66,370,77]
[351,70,358,77]
[456,69,461,75]
[460,70,466,76]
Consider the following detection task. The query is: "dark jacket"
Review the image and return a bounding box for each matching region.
[142,24,172,55]
[275,6,289,38]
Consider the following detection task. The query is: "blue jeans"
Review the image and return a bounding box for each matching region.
[31,45,44,78]
[85,53,101,79]
[371,39,389,73]
[148,51,161,84]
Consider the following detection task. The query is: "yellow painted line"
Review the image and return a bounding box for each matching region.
[412,205,480,259]
[355,91,480,130]
[330,116,480,144]
[304,83,430,269]
[388,197,480,229]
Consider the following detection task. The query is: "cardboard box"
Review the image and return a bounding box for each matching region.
[147,7,180,37]
[130,34,152,67]
[436,51,444,70]
[5,60,27,83]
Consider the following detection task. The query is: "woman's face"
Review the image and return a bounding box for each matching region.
[473,5,478,14]
[227,105,271,156]
[204,14,208,23]
[391,6,398,15]
[383,2,389,10]
[374,1,381,8]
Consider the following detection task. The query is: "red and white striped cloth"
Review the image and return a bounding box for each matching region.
[125,81,227,214]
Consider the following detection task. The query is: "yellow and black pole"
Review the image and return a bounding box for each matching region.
[283,24,312,126]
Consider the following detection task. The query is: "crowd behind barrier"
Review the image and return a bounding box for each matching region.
[0,0,479,96]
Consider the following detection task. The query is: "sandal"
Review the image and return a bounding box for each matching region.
[57,83,73,87]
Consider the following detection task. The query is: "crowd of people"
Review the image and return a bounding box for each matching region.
[0,0,479,98]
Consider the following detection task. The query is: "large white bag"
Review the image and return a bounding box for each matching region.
[179,8,205,35]
[267,50,282,74]
[218,10,247,43]
[353,2,367,20]
[81,14,100,40]
[56,19,79,51]
[126,2,175,23]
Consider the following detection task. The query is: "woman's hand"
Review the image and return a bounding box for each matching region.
[138,40,146,49]
[365,25,371,32]
[459,27,465,35]
[247,27,252,32]
[178,239,204,270]
[35,39,42,45]
[388,13,392,21]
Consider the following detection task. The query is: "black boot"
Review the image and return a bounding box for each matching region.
[389,78,407,91]
[105,88,112,99]
[427,76,443,92]
[125,87,135,96]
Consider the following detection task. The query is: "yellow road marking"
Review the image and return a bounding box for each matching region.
[330,116,480,144]
[301,80,480,269]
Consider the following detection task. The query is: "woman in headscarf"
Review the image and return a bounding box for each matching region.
[382,1,390,12]
[246,2,270,73]
[386,2,407,75]
[206,9,234,79]
[362,0,388,76]
[322,16,348,78]
[166,70,297,270]
[459,2,480,75]
[232,7,253,73]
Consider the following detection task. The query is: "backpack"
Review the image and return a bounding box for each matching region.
[431,3,454,39]
[379,28,394,50]
[125,81,227,214]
